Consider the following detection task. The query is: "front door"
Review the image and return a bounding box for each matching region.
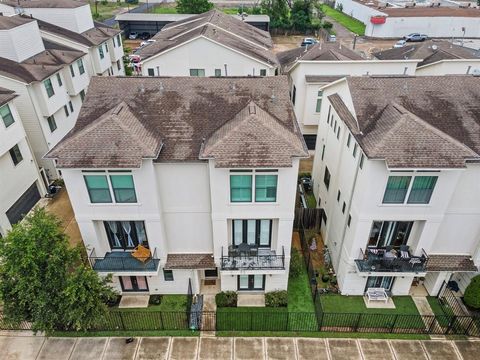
[120,276,149,292]
[238,275,265,291]
[365,276,394,291]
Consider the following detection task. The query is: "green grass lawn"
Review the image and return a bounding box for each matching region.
[90,1,135,22]
[321,5,366,36]
[216,331,430,339]
[149,5,178,14]
[305,192,316,208]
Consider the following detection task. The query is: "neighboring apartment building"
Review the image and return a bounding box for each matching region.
[311,75,480,297]
[0,0,124,77]
[46,76,308,295]
[136,10,278,77]
[0,87,46,237]
[0,15,90,179]
[277,43,418,149]
[374,40,480,76]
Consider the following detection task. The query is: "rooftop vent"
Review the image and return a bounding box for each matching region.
[248,104,256,115]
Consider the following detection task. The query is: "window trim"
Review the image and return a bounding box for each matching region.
[232,219,272,248]
[230,170,278,204]
[163,269,174,281]
[77,58,85,75]
[56,73,62,87]
[189,68,205,77]
[9,144,23,166]
[47,115,57,132]
[0,103,15,128]
[83,171,137,204]
[44,78,55,98]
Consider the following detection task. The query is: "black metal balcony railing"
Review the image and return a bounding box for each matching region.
[354,247,428,273]
[89,248,160,272]
[220,246,285,270]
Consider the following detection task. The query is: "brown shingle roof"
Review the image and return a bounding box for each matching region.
[0,14,34,30]
[373,40,480,67]
[136,10,277,66]
[45,76,308,168]
[305,75,346,83]
[0,87,16,107]
[328,76,480,168]
[427,255,477,272]
[35,17,120,47]
[277,42,364,71]
[165,253,215,269]
[0,39,85,83]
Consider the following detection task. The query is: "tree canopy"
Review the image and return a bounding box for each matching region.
[0,209,116,333]
[176,0,214,14]
[258,0,323,31]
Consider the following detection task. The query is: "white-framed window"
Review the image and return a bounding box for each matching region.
[315,90,323,113]
[382,175,438,205]
[229,170,278,203]
[83,170,137,204]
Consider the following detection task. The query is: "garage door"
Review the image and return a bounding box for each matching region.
[6,182,41,225]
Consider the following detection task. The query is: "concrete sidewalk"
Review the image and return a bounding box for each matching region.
[0,334,479,360]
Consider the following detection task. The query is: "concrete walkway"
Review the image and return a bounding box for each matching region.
[1,334,479,360]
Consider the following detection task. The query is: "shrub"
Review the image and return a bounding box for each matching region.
[215,291,237,307]
[101,0,108,5]
[265,291,288,307]
[289,249,304,278]
[336,3,343,12]
[149,295,161,305]
[322,21,333,30]
[322,274,330,283]
[464,275,480,309]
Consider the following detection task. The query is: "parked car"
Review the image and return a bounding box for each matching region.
[327,34,336,42]
[140,39,156,47]
[393,39,407,48]
[129,32,138,40]
[301,37,318,47]
[139,32,151,40]
[404,33,428,42]
[300,176,313,192]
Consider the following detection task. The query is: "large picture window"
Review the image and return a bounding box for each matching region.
[383,176,411,204]
[383,175,437,204]
[104,220,148,250]
[255,175,277,202]
[232,219,272,247]
[230,175,252,202]
[368,221,413,248]
[84,175,112,203]
[110,175,137,203]
[407,176,437,204]
[84,172,137,204]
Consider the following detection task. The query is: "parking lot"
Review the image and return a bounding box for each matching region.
[1,335,479,360]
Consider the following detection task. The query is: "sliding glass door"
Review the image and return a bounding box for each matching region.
[238,275,265,290]
[368,221,413,248]
[232,219,272,247]
[120,276,149,292]
[365,276,394,291]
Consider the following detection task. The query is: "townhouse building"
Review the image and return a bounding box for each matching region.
[45,76,308,295]
[277,43,418,150]
[311,75,480,296]
[374,40,480,76]
[135,10,278,77]
[0,87,46,237]
[0,0,125,77]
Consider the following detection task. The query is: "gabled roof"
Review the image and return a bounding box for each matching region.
[277,42,364,72]
[136,10,277,66]
[0,87,16,107]
[46,76,308,168]
[0,39,85,83]
[35,17,120,47]
[327,76,480,169]
[373,40,480,67]
[201,101,307,168]
[0,14,34,29]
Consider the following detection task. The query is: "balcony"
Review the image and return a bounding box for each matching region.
[220,245,285,270]
[89,248,160,272]
[354,246,428,273]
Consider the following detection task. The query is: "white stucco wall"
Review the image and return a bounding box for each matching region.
[141,36,275,77]
[416,60,480,76]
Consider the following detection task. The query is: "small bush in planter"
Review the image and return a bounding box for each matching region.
[265,291,288,307]
[215,291,237,307]
[322,274,330,283]
[464,275,480,309]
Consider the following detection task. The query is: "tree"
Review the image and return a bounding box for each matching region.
[260,0,291,29]
[291,0,322,32]
[0,209,116,333]
[464,275,480,310]
[176,0,213,14]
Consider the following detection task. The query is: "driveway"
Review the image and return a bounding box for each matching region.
[0,335,478,359]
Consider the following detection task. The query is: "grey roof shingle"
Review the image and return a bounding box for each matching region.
[373,40,480,67]
[277,42,364,72]
[0,87,16,107]
[0,14,34,29]
[0,38,85,83]
[0,0,86,8]
[165,253,216,269]
[46,76,308,168]
[328,75,480,168]
[427,255,477,272]
[136,10,277,66]
[35,17,121,47]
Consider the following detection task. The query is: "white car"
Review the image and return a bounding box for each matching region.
[129,32,138,40]
[140,39,156,47]
[393,40,407,48]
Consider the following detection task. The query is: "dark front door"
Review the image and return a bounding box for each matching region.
[6,182,41,225]
[120,276,149,292]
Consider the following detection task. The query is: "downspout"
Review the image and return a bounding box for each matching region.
[335,151,362,270]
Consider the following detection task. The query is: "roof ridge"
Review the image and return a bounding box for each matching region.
[392,103,479,157]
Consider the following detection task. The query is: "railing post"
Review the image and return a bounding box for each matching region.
[390,314,398,333]
[119,311,126,331]
[445,315,457,335]
[354,313,362,332]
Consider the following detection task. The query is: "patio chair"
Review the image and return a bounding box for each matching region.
[399,245,410,259]
[131,245,151,264]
